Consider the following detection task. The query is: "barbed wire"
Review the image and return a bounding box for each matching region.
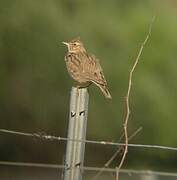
[1,128,177,152]
[92,127,143,180]
[0,161,177,177]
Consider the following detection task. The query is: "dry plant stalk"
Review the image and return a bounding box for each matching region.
[92,127,142,180]
[116,17,155,180]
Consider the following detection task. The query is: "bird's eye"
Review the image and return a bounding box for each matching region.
[73,43,77,46]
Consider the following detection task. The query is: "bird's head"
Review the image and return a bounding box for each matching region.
[62,37,86,53]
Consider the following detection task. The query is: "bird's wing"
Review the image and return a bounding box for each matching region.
[83,54,107,86]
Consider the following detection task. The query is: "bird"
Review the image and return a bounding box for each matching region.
[62,37,112,99]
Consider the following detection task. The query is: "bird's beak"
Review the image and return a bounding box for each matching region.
[62,42,69,46]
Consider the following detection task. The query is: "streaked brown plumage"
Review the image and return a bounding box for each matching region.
[63,37,112,99]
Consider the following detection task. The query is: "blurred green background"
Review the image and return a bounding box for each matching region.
[0,0,177,179]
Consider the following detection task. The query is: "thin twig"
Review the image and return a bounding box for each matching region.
[116,16,155,180]
[92,127,142,180]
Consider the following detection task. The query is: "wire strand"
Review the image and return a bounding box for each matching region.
[0,161,177,177]
[0,129,177,152]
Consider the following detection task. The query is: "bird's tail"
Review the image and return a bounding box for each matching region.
[96,83,112,99]
[99,84,112,99]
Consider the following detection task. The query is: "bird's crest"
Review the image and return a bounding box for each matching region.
[70,36,81,43]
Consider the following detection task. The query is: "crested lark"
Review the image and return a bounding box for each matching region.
[63,37,112,99]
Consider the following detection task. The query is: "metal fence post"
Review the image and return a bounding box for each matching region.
[64,87,89,180]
